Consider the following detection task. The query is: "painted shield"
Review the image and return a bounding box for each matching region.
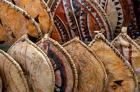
[7,0,53,34]
[96,0,137,37]
[63,38,107,92]
[0,0,42,45]
[89,33,138,92]
[36,35,78,92]
[112,31,140,90]
[47,0,112,43]
[0,50,30,92]
[8,35,55,92]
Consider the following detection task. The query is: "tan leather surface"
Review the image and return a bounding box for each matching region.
[37,36,78,92]
[112,34,140,90]
[8,0,52,34]
[63,38,107,92]
[0,0,40,44]
[8,35,55,92]
[0,50,30,92]
[90,38,136,92]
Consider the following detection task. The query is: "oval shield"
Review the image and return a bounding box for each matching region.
[0,0,41,45]
[0,50,30,92]
[8,35,55,92]
[89,33,138,92]
[47,0,112,42]
[37,35,78,92]
[112,31,140,90]
[7,0,53,34]
[63,38,107,92]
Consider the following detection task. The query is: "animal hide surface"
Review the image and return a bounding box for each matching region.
[89,34,137,92]
[0,50,30,92]
[8,35,55,92]
[63,38,107,92]
[47,0,112,42]
[8,0,53,34]
[112,33,140,90]
[0,0,41,44]
[37,35,78,92]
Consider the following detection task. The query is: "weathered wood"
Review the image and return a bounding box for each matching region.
[0,0,42,45]
[8,35,55,92]
[63,38,107,92]
[89,33,138,92]
[0,49,30,92]
[37,35,78,92]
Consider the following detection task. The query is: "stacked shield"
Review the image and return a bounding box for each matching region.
[0,0,140,92]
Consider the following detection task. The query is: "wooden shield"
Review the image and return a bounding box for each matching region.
[0,0,42,45]
[36,35,78,92]
[47,0,112,43]
[89,33,138,92]
[7,0,53,34]
[63,38,107,92]
[112,32,140,90]
[0,50,30,92]
[8,35,55,92]
[96,0,134,36]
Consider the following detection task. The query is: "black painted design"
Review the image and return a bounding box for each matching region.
[54,15,70,42]
[80,10,92,41]
[34,15,39,23]
[62,0,81,38]
[47,43,66,92]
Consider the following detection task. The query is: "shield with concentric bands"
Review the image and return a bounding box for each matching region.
[63,38,108,92]
[47,0,112,43]
[37,35,78,92]
[8,35,55,92]
[0,49,30,92]
[0,0,42,45]
[89,33,138,92]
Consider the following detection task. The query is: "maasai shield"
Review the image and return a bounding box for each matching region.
[63,38,107,92]
[112,28,140,90]
[0,0,42,45]
[0,50,30,92]
[8,35,55,92]
[7,0,53,34]
[89,33,138,92]
[96,0,135,36]
[36,35,78,92]
[47,0,112,43]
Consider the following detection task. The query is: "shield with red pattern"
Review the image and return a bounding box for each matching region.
[47,0,112,43]
[36,35,78,92]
